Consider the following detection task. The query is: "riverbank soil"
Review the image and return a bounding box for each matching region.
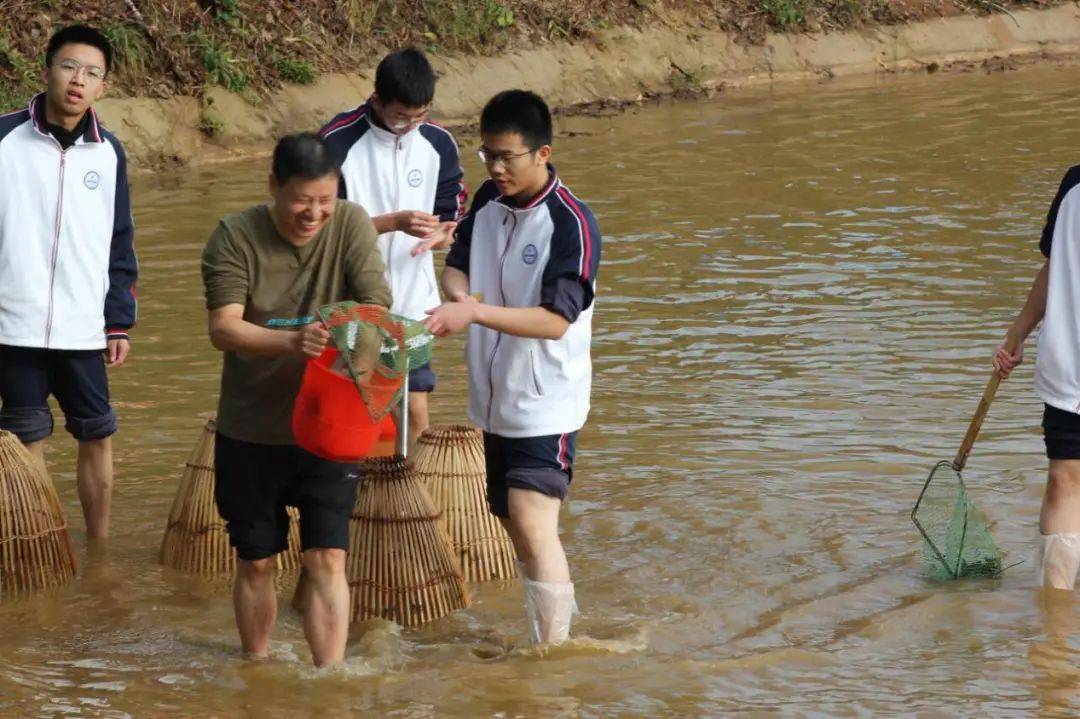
[1,1,1078,167]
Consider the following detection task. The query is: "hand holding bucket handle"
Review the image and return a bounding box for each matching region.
[953,333,1022,472]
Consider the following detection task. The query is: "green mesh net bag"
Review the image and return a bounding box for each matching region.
[315,303,437,420]
[316,302,405,421]
[911,461,1004,580]
[389,314,436,372]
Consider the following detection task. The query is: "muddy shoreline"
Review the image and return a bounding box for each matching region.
[89,3,1080,171]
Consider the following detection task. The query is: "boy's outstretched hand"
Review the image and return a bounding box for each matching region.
[411,221,458,257]
[424,299,478,337]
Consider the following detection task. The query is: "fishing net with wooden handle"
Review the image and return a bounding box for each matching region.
[912,462,1004,580]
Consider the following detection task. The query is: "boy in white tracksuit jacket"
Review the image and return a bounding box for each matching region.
[426,90,601,645]
[320,48,465,446]
[0,25,137,540]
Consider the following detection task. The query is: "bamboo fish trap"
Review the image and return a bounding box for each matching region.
[159,418,302,578]
[348,455,470,627]
[0,430,77,599]
[411,425,517,583]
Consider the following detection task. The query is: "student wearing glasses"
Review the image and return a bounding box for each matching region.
[0,25,137,541]
[424,90,601,645]
[319,48,466,449]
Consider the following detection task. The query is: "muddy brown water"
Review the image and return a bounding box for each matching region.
[5,63,1080,717]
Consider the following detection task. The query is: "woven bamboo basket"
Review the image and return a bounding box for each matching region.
[0,430,77,599]
[159,418,302,578]
[348,455,470,627]
[411,425,517,583]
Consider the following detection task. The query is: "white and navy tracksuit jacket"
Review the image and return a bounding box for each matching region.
[1036,165,1080,413]
[319,102,466,322]
[446,170,601,438]
[0,94,137,350]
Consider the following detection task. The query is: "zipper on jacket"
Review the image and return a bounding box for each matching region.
[44,141,67,348]
[485,211,517,425]
[387,136,402,298]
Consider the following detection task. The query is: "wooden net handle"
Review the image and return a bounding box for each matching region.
[952,334,1020,471]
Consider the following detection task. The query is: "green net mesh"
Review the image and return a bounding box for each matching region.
[912,461,1003,580]
[389,314,436,371]
[316,302,404,420]
[315,303,437,418]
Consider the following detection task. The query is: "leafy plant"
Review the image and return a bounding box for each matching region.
[103,24,150,74]
[669,63,704,93]
[275,58,316,85]
[210,0,242,24]
[760,0,805,29]
[194,33,248,91]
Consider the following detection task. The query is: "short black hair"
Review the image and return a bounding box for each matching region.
[46,25,113,75]
[374,48,435,108]
[271,133,340,183]
[480,90,552,150]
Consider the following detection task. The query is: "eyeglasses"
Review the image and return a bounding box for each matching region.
[477,148,534,167]
[56,58,106,82]
[374,99,429,132]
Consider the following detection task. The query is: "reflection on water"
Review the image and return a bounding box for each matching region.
[5,63,1080,715]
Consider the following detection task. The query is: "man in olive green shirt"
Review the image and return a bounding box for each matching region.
[201,133,390,667]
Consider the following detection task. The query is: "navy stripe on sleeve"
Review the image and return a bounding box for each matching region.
[446,179,500,275]
[319,105,371,201]
[103,131,138,332]
[1041,165,1080,258]
[541,185,601,323]
[0,107,29,145]
[419,122,467,222]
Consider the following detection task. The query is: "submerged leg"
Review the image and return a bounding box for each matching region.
[1039,459,1080,589]
[300,547,350,667]
[234,557,278,657]
[77,437,113,540]
[503,489,576,645]
[1038,533,1080,590]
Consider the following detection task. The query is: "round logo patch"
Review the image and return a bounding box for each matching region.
[407,169,423,188]
[83,171,101,190]
[522,244,539,265]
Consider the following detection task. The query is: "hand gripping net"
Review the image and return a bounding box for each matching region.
[911,461,1004,580]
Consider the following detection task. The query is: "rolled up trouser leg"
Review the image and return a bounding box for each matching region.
[0,405,53,443]
[523,577,578,645]
[1038,532,1080,589]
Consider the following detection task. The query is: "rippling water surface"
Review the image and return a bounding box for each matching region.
[5,63,1080,717]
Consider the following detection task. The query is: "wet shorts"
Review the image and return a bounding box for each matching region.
[483,431,578,518]
[1043,404,1080,460]
[408,362,436,393]
[214,432,360,560]
[0,344,116,443]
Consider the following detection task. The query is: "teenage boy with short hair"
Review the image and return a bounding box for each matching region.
[202,133,390,666]
[320,48,466,446]
[0,25,137,540]
[424,90,601,645]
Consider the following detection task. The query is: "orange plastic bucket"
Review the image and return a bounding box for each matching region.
[292,348,399,462]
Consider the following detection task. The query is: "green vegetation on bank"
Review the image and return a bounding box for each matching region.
[0,0,1059,112]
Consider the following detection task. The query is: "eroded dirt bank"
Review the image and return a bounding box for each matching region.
[92,3,1080,170]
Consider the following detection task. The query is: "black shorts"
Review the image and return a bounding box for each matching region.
[483,431,578,518]
[1043,404,1080,460]
[0,344,116,442]
[408,362,436,393]
[214,432,360,561]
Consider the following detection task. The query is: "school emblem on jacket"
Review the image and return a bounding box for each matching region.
[83,171,101,190]
[522,244,538,265]
[407,169,423,187]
